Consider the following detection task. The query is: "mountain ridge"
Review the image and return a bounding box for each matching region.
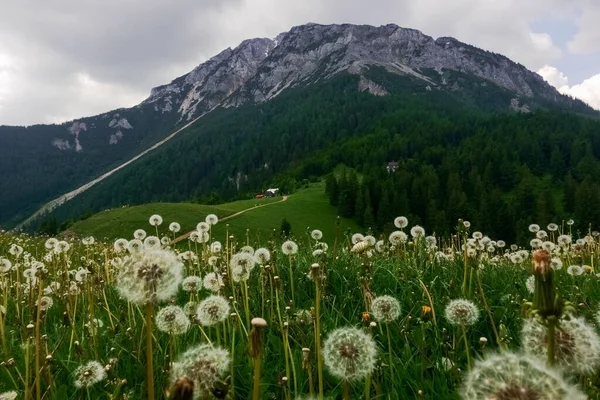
[1,22,596,229]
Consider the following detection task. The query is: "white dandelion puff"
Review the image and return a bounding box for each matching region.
[203,272,223,293]
[394,216,408,229]
[169,222,181,233]
[196,295,230,326]
[323,327,378,381]
[281,240,299,256]
[73,361,107,389]
[205,214,219,225]
[134,229,147,240]
[182,276,203,292]
[444,299,479,326]
[371,296,401,323]
[155,305,190,335]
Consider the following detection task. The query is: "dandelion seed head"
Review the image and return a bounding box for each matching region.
[388,231,408,246]
[351,233,365,245]
[44,238,58,250]
[37,296,53,311]
[444,299,479,326]
[113,238,128,253]
[461,352,586,400]
[0,258,12,273]
[134,229,147,240]
[203,272,223,293]
[522,317,600,374]
[394,216,408,229]
[526,275,535,294]
[557,235,571,246]
[196,295,230,326]
[0,391,18,400]
[205,214,219,225]
[567,265,584,276]
[82,236,95,246]
[182,276,203,292]
[371,295,401,323]
[196,222,210,232]
[536,230,548,240]
[169,222,181,233]
[115,248,183,304]
[73,361,107,388]
[210,241,222,253]
[253,247,271,265]
[410,225,425,238]
[171,344,229,398]
[127,239,143,253]
[149,214,163,227]
[281,240,299,256]
[143,236,161,250]
[323,327,378,381]
[529,224,540,233]
[550,257,563,270]
[156,305,190,335]
[311,229,323,240]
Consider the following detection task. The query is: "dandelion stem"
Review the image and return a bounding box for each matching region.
[315,276,324,399]
[342,380,351,400]
[145,302,155,400]
[461,325,472,370]
[364,374,372,400]
[35,277,43,400]
[386,323,394,381]
[475,270,503,349]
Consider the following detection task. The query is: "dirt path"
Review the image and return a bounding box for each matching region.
[15,113,210,230]
[172,195,288,244]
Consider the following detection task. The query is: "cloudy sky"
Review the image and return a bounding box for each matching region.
[1,0,600,126]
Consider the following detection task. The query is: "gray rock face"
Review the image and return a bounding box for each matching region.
[141,23,584,120]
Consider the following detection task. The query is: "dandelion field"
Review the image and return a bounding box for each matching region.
[2,215,600,399]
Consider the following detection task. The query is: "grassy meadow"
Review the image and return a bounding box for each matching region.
[69,184,360,243]
[2,212,600,399]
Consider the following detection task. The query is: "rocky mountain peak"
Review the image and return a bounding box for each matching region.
[142,22,590,121]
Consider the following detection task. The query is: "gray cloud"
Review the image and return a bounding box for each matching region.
[0,0,599,125]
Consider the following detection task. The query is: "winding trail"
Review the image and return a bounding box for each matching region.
[171,195,288,244]
[14,113,209,230]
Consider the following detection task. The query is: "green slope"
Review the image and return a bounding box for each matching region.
[69,183,360,243]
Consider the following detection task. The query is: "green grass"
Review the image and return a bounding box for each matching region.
[69,183,360,242]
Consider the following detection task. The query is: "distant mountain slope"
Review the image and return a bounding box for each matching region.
[1,22,595,228]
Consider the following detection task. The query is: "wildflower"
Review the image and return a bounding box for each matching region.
[44,238,58,250]
[394,216,408,229]
[461,352,585,400]
[196,296,230,326]
[205,214,219,225]
[149,214,163,226]
[410,225,425,238]
[472,231,483,240]
[0,258,12,273]
[75,268,90,282]
[113,238,128,253]
[496,240,506,248]
[311,229,323,240]
[547,223,558,232]
[82,236,95,246]
[115,248,183,304]
[323,327,378,381]
[171,344,230,399]
[361,312,370,321]
[210,241,222,253]
[133,229,147,240]
[363,235,376,246]
[444,299,479,326]
[0,391,17,400]
[183,301,198,316]
[254,248,271,264]
[422,305,432,316]
[463,220,471,228]
[567,265,584,276]
[351,233,365,244]
[530,238,542,249]
[529,224,540,233]
[536,230,548,240]
[54,241,70,254]
[155,305,190,335]
[526,275,535,294]
[182,276,203,292]
[161,236,170,245]
[37,296,53,311]
[567,219,575,226]
[169,222,181,233]
[9,244,23,257]
[143,236,161,250]
[371,295,401,323]
[375,240,385,253]
[281,240,299,256]
[73,361,107,388]
[388,231,407,246]
[230,252,255,277]
[196,222,210,232]
[550,257,563,270]
[557,235,571,246]
[127,239,143,253]
[240,245,254,255]
[203,272,223,293]
[521,317,600,374]
[351,241,371,254]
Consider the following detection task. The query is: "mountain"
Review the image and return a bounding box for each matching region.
[0,22,596,231]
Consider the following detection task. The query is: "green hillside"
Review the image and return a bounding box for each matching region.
[69,183,360,243]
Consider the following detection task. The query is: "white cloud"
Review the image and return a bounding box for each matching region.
[538,64,600,109]
[568,0,600,54]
